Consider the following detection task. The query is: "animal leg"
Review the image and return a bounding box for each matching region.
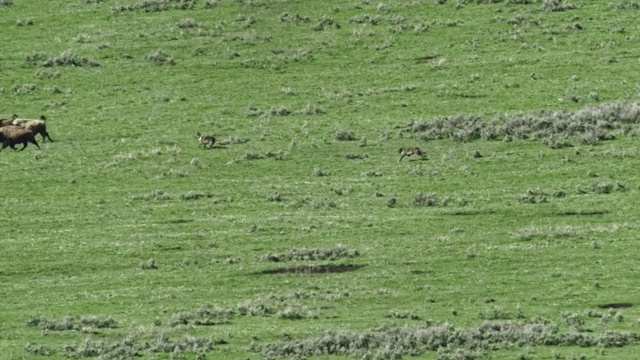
[398,154,405,162]
[44,131,54,142]
[31,139,41,149]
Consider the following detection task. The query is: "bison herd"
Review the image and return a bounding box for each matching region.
[0,114,53,152]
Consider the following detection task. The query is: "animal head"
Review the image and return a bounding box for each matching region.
[40,115,47,121]
[398,147,405,154]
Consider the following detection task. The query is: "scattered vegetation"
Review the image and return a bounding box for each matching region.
[333,128,357,141]
[145,49,175,65]
[42,50,100,67]
[130,189,172,201]
[252,319,640,359]
[399,101,640,146]
[260,245,359,262]
[27,315,117,331]
[169,305,232,326]
[180,190,212,200]
[6,2,640,359]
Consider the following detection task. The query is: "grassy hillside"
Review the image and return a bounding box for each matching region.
[2,0,640,359]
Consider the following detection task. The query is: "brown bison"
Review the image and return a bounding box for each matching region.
[0,114,18,127]
[12,115,54,142]
[0,125,41,151]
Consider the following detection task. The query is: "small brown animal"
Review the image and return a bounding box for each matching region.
[0,125,40,151]
[13,115,53,142]
[196,132,216,148]
[0,114,18,127]
[398,147,425,161]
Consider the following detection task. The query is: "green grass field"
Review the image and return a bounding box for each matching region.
[2,0,640,359]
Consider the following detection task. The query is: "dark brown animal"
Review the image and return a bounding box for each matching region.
[398,147,425,161]
[196,132,216,148]
[0,114,18,127]
[13,115,53,142]
[0,125,40,151]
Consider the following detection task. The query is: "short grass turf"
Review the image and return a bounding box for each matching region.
[2,0,640,359]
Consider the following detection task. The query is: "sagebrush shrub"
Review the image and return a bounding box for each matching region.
[145,49,175,65]
[43,50,100,67]
[333,128,356,141]
[181,191,211,200]
[412,192,439,207]
[540,0,577,12]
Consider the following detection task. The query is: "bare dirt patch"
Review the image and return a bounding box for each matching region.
[259,264,363,275]
[597,303,633,309]
[558,210,608,216]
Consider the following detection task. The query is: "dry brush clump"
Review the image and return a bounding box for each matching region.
[609,1,640,9]
[312,16,340,31]
[61,338,139,359]
[285,195,337,209]
[333,128,357,141]
[243,104,324,118]
[130,189,172,201]
[27,315,117,332]
[252,318,640,359]
[24,344,55,356]
[540,0,578,12]
[180,190,213,200]
[11,83,37,95]
[384,310,421,320]
[56,333,219,359]
[169,305,233,327]
[412,192,450,207]
[145,49,175,65]
[237,292,318,319]
[518,188,548,204]
[42,50,100,67]
[399,101,640,148]
[260,245,359,262]
[111,0,196,13]
[280,12,311,24]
